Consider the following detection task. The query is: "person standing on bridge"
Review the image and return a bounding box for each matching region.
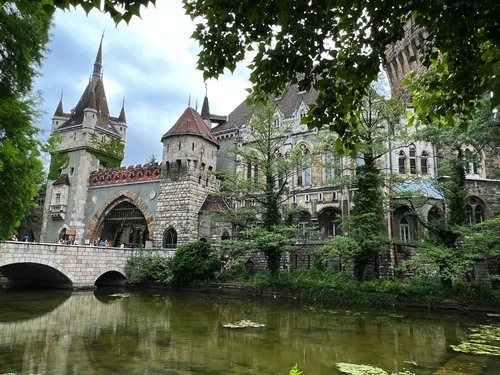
[11,234,18,241]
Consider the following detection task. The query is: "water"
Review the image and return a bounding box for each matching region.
[0,289,499,375]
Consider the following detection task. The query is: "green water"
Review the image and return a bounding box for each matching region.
[0,289,499,375]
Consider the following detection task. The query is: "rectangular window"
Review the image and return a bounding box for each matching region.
[55,193,61,204]
[398,158,405,174]
[318,193,324,202]
[421,158,428,175]
[305,194,310,203]
[292,195,297,204]
[69,167,75,176]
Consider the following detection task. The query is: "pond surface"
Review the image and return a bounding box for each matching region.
[0,289,499,375]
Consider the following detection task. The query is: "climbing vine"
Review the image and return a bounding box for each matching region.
[48,151,69,180]
[87,133,124,168]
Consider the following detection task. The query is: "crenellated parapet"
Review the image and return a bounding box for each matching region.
[89,163,162,187]
[385,19,428,103]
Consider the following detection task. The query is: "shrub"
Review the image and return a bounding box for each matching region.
[125,251,171,284]
[170,241,220,284]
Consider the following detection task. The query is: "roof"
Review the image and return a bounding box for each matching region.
[211,84,319,135]
[55,37,122,135]
[393,179,444,200]
[161,107,219,147]
[52,173,70,186]
[199,195,229,213]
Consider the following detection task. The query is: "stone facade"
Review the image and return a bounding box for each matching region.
[38,36,499,280]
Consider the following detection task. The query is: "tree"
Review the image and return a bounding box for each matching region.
[170,240,220,284]
[215,104,309,274]
[323,84,404,279]
[398,97,500,285]
[0,3,51,239]
[8,1,499,147]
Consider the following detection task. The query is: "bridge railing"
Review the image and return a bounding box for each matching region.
[1,241,175,258]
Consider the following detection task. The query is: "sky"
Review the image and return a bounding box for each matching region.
[34,1,251,166]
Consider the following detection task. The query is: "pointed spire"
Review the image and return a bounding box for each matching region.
[188,94,191,107]
[201,83,210,120]
[54,91,64,116]
[118,97,127,123]
[87,88,96,110]
[93,32,104,77]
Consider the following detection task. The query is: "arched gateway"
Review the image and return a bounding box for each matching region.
[87,191,155,247]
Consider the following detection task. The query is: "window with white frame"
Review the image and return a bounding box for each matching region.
[400,217,410,242]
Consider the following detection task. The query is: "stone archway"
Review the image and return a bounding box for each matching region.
[317,207,342,239]
[87,191,155,246]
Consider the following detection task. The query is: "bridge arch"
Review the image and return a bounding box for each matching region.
[87,191,155,246]
[0,257,76,288]
[94,267,127,287]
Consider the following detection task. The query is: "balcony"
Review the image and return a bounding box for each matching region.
[50,204,67,220]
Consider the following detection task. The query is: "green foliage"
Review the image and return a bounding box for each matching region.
[0,2,51,239]
[125,251,171,284]
[170,241,220,284]
[3,0,155,24]
[289,364,302,375]
[235,270,500,308]
[87,133,124,168]
[182,0,499,149]
[12,1,499,147]
[314,236,361,276]
[48,151,69,180]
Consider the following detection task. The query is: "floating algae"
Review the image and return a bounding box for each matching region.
[336,363,415,375]
[451,324,500,356]
[336,363,388,375]
[222,320,265,328]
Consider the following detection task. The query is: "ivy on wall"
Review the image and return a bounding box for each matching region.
[48,151,69,180]
[87,133,124,168]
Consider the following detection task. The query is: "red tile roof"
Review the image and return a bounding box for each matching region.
[161,107,219,147]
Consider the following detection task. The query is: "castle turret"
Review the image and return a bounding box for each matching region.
[41,37,126,243]
[153,106,219,248]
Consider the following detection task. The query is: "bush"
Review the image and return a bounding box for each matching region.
[125,251,171,284]
[170,241,220,284]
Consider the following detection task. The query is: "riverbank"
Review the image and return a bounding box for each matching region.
[140,280,500,316]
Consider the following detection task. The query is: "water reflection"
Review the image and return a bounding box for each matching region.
[0,290,498,375]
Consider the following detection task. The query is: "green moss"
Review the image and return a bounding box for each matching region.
[451,325,500,356]
[87,133,124,168]
[48,151,69,180]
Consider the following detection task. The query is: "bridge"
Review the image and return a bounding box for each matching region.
[0,241,173,289]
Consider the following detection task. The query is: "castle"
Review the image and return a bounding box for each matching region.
[38,32,499,272]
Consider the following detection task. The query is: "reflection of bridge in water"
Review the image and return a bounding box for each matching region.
[0,292,174,374]
[0,241,173,289]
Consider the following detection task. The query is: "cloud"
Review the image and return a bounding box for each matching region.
[34,1,250,166]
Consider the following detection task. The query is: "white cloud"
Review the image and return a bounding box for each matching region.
[35,1,250,165]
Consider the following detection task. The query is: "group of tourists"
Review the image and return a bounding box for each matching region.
[10,234,29,241]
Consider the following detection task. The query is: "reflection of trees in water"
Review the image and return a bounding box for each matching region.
[0,292,496,374]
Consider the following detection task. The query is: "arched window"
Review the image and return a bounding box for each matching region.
[398,151,406,174]
[297,145,312,186]
[421,151,429,175]
[163,227,177,248]
[324,151,332,182]
[467,197,485,224]
[221,231,231,241]
[474,205,484,223]
[409,145,416,174]
[464,149,480,175]
[400,217,410,242]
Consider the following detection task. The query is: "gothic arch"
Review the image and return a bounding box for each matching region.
[86,191,155,243]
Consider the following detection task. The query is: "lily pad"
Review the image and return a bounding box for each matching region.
[222,320,265,328]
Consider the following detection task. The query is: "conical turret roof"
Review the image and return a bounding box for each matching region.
[161,107,218,147]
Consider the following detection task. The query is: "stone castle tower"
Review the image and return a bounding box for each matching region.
[40,38,127,243]
[384,19,428,103]
[152,105,219,248]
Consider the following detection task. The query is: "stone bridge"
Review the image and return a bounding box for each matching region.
[0,241,174,289]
